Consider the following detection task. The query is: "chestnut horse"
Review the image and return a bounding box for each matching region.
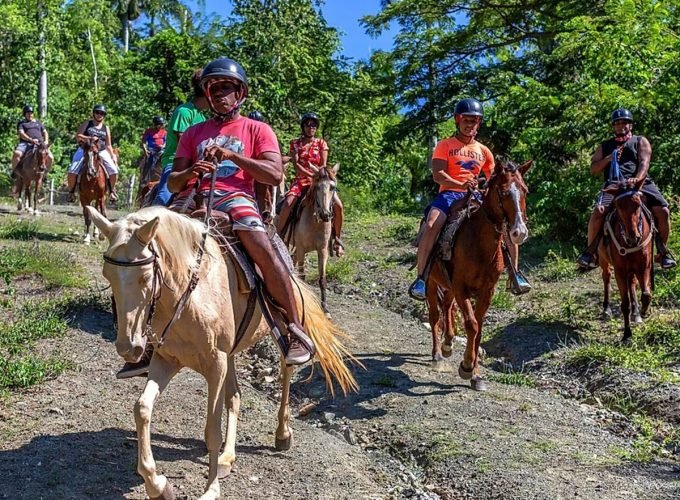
[87,206,356,500]
[597,182,653,343]
[288,164,339,315]
[14,143,51,215]
[427,160,532,391]
[78,136,108,244]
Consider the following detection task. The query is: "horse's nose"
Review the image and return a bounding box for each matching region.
[115,339,145,362]
[510,226,529,245]
[319,210,331,222]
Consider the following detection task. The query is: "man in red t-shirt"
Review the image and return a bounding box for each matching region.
[140,116,167,183]
[168,57,315,366]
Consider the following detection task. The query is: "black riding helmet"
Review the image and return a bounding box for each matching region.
[23,105,34,115]
[611,108,633,123]
[300,112,320,131]
[199,57,249,98]
[454,98,483,117]
[93,104,107,115]
[248,110,265,122]
[153,116,165,126]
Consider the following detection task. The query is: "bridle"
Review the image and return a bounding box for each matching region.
[481,168,526,235]
[605,190,654,256]
[103,232,204,347]
[309,168,336,223]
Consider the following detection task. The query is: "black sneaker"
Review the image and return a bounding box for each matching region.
[661,253,677,270]
[576,251,598,271]
[116,349,152,379]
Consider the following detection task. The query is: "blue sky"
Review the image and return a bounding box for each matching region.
[186,0,395,60]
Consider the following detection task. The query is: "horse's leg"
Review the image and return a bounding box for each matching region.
[24,181,32,213]
[201,356,229,500]
[601,262,613,319]
[217,356,240,478]
[317,245,330,315]
[615,271,633,344]
[468,286,494,391]
[15,178,24,211]
[82,203,91,245]
[426,283,443,362]
[639,262,653,319]
[441,290,457,358]
[136,355,180,500]
[275,363,295,451]
[33,177,42,216]
[631,277,642,324]
[456,296,478,380]
[293,247,305,280]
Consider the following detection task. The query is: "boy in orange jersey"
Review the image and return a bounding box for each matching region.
[409,98,494,301]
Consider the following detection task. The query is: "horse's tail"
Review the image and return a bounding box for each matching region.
[292,276,360,396]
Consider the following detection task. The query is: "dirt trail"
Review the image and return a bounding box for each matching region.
[0,206,678,499]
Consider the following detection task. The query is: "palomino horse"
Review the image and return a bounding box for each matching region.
[427,160,532,390]
[87,205,356,500]
[289,164,339,315]
[14,143,51,215]
[597,182,653,343]
[78,137,108,244]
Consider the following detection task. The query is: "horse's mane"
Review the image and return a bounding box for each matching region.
[108,207,220,290]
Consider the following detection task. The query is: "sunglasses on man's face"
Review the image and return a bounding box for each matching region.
[304,122,318,128]
[210,81,240,94]
[94,111,105,116]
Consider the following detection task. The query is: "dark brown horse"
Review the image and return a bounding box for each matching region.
[78,136,108,244]
[597,182,653,343]
[427,160,532,391]
[14,143,51,215]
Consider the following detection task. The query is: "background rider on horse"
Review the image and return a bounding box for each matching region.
[409,98,496,300]
[140,115,167,185]
[276,112,345,257]
[66,104,120,203]
[577,108,676,271]
[10,105,53,185]
[167,57,317,367]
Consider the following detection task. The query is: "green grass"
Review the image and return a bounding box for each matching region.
[425,432,464,465]
[0,243,87,288]
[614,415,680,463]
[491,289,514,310]
[536,249,578,281]
[0,296,79,391]
[0,219,39,240]
[490,364,536,388]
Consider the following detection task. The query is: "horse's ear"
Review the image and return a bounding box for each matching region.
[133,218,160,246]
[519,160,533,175]
[86,206,113,238]
[494,160,503,175]
[330,163,340,176]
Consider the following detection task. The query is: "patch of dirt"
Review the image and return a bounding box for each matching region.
[0,205,679,499]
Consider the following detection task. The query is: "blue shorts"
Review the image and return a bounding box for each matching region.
[427,190,469,217]
[152,164,173,206]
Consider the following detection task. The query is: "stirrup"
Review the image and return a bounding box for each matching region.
[109,190,119,202]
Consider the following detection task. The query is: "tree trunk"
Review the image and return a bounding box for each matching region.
[122,16,130,53]
[87,28,99,95]
[37,2,48,117]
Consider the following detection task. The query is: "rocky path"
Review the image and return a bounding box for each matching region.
[0,206,678,499]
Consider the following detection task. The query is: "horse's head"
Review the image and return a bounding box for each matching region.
[309,164,339,222]
[486,159,532,245]
[81,136,101,178]
[87,206,160,362]
[603,182,644,245]
[36,142,50,173]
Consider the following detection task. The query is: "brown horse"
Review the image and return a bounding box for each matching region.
[78,136,108,244]
[136,149,163,207]
[597,182,653,343]
[87,206,356,500]
[427,160,532,390]
[288,164,339,315]
[14,143,51,215]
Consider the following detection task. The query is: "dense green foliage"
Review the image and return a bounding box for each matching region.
[1,0,680,236]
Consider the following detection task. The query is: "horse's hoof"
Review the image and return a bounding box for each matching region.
[471,376,488,392]
[458,362,473,380]
[633,315,643,324]
[217,463,232,479]
[432,353,444,363]
[621,335,633,346]
[151,481,176,500]
[600,308,613,320]
[275,434,293,451]
[441,343,453,358]
[98,233,106,241]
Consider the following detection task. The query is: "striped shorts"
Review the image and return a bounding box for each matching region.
[170,189,265,232]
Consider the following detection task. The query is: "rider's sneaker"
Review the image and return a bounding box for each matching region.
[285,323,315,366]
[109,191,119,202]
[509,272,532,295]
[408,277,427,301]
[576,251,598,271]
[116,348,153,379]
[66,191,75,203]
[660,253,677,270]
